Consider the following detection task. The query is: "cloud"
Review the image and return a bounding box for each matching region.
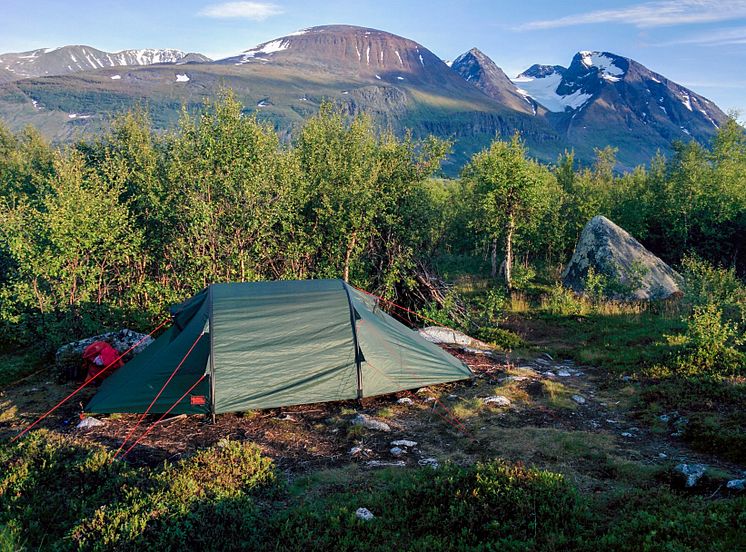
[516,0,746,30]
[198,2,283,21]
[656,26,746,46]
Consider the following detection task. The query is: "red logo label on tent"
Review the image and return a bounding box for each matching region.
[190,395,207,406]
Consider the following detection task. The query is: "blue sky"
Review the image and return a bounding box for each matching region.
[1,0,744,113]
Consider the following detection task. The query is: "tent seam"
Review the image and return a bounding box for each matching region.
[341,280,363,399]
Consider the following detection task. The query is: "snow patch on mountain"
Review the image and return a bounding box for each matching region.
[513,72,590,112]
[237,40,290,63]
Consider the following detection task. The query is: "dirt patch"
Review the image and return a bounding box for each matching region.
[2,346,743,486]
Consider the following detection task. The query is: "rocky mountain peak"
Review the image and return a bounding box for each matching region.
[451,47,537,115]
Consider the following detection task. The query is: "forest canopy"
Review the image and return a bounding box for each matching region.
[0,92,744,349]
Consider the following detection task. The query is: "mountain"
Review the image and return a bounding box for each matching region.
[0,46,211,80]
[0,28,733,172]
[450,48,538,116]
[511,51,729,165]
[0,26,559,172]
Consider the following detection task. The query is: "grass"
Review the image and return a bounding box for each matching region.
[0,349,45,387]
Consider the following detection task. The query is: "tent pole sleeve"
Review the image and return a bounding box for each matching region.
[209,285,216,423]
[342,281,363,399]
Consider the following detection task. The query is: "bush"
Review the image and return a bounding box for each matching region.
[474,327,525,350]
[681,255,746,324]
[673,304,745,377]
[271,460,584,551]
[0,432,277,551]
[541,284,584,316]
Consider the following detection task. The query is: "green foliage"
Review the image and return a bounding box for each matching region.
[542,284,584,316]
[593,489,746,551]
[462,134,562,286]
[273,460,584,551]
[0,432,277,551]
[474,327,525,350]
[672,304,745,377]
[0,96,449,348]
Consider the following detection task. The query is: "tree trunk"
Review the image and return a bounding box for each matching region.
[503,214,515,289]
[490,238,498,278]
[343,232,358,283]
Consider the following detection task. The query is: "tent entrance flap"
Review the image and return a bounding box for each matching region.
[86,279,471,416]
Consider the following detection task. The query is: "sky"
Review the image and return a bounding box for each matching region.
[1,0,744,114]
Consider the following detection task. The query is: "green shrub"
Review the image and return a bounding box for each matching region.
[541,284,584,316]
[673,303,745,376]
[0,432,278,551]
[475,327,525,350]
[593,488,746,551]
[271,460,584,551]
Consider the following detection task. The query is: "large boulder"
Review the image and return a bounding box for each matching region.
[55,329,154,381]
[563,216,683,301]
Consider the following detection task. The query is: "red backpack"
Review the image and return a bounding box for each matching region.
[82,341,123,384]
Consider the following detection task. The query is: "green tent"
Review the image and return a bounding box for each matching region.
[86,279,472,416]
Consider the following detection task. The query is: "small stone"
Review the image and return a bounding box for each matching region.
[447,394,458,399]
[365,460,406,468]
[505,376,528,382]
[349,446,366,457]
[351,414,391,432]
[675,463,707,488]
[396,397,414,405]
[557,370,572,377]
[76,417,104,429]
[571,395,586,405]
[659,414,670,423]
[356,507,375,521]
[391,439,417,448]
[482,395,511,407]
[390,447,405,457]
[658,452,668,459]
[621,432,634,438]
[726,479,746,491]
[418,457,439,469]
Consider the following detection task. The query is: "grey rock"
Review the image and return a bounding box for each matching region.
[418,327,493,351]
[726,479,746,491]
[621,432,634,438]
[658,452,668,459]
[56,329,154,379]
[418,457,440,469]
[504,375,529,382]
[76,417,105,429]
[355,507,375,521]
[571,395,586,405]
[675,463,707,487]
[482,395,511,407]
[390,447,405,457]
[396,397,414,405]
[351,414,391,432]
[557,370,572,377]
[365,460,406,468]
[391,439,418,448]
[562,216,683,301]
